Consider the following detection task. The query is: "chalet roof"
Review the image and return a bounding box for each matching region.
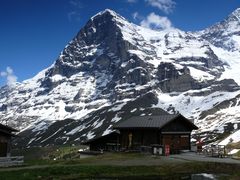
[0,123,18,132]
[114,114,198,130]
[0,123,18,136]
[82,130,120,144]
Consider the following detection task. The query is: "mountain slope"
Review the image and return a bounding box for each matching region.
[1,9,240,147]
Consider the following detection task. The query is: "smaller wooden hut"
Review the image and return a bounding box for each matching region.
[0,123,18,157]
[83,131,120,151]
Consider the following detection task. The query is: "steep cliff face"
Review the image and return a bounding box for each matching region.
[1,9,240,147]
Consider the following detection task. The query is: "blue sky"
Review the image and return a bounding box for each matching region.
[0,0,239,87]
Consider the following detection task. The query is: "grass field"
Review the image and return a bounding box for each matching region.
[1,147,239,180]
[1,162,240,180]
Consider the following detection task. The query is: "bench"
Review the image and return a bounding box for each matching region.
[0,156,24,167]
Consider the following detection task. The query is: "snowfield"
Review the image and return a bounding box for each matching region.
[219,129,240,145]
[1,9,240,146]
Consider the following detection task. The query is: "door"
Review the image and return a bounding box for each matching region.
[180,135,190,150]
[0,142,8,157]
[162,134,181,154]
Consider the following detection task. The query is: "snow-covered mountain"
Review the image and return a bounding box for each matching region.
[1,9,240,147]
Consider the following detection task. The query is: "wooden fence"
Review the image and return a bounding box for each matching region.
[203,145,226,158]
[0,156,24,167]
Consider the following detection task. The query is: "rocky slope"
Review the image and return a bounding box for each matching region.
[1,9,240,147]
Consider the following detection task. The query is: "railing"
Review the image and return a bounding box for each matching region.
[203,145,226,158]
[0,156,24,167]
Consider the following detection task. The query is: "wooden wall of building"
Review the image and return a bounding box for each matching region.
[120,129,159,150]
[0,133,10,157]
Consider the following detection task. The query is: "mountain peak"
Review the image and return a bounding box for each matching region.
[91,9,126,22]
[230,8,240,20]
[201,7,240,49]
[100,9,119,16]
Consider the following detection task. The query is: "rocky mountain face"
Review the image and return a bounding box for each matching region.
[200,8,240,51]
[1,9,240,147]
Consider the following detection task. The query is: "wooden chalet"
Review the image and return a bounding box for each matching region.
[84,114,198,154]
[0,123,18,157]
[114,114,198,153]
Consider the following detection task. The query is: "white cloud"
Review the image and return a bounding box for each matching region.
[68,0,82,22]
[132,12,139,20]
[140,12,173,30]
[69,0,82,8]
[146,0,176,14]
[127,0,138,3]
[0,67,18,87]
[68,11,81,22]
[132,12,145,21]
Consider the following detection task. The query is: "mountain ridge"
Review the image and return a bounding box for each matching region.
[1,8,240,147]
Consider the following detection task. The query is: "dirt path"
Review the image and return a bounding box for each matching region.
[0,152,239,172]
[171,152,240,164]
[0,164,58,171]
